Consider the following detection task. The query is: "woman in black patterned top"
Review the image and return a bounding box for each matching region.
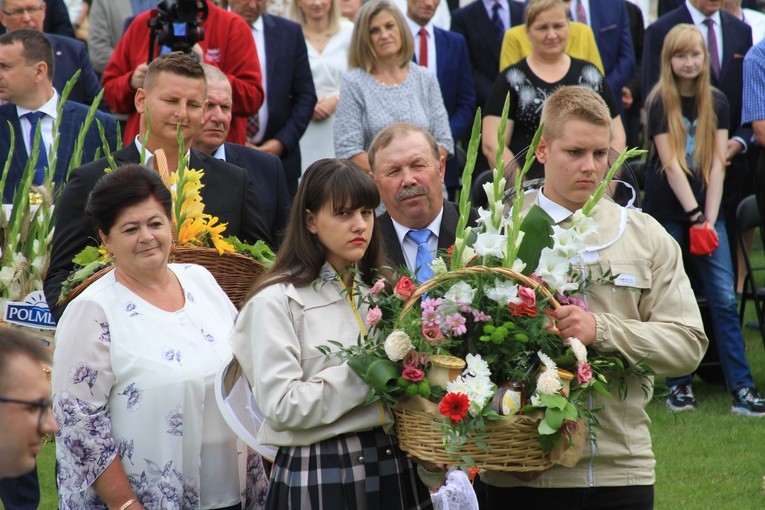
[481,0,626,180]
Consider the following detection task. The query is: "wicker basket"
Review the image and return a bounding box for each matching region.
[394,397,553,472]
[65,247,264,310]
[170,246,264,309]
[393,265,563,472]
[401,265,559,315]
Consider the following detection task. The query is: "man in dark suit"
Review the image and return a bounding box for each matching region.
[0,0,102,106]
[570,0,635,113]
[659,0,759,18]
[229,0,317,197]
[0,0,75,38]
[451,0,523,173]
[451,0,523,112]
[44,52,274,323]
[194,64,291,245]
[405,0,476,200]
[0,29,117,203]
[643,0,752,281]
[368,123,478,276]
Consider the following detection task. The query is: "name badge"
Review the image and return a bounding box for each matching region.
[614,274,637,287]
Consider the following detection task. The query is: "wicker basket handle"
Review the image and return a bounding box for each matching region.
[399,265,560,317]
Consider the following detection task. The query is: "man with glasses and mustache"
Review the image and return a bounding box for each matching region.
[0,0,103,107]
[368,122,478,283]
[0,326,57,507]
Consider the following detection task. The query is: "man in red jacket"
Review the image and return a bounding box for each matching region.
[101,0,264,146]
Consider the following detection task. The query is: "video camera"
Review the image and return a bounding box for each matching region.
[147,0,209,62]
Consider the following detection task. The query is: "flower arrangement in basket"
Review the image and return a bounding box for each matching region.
[0,73,109,302]
[320,105,652,473]
[58,128,275,306]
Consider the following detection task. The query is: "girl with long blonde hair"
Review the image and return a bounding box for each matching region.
[643,24,765,417]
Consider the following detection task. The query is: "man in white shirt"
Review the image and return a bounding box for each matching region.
[368,123,477,280]
[228,0,316,197]
[404,0,476,199]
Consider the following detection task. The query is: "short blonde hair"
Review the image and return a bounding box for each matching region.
[525,0,569,28]
[540,86,611,142]
[348,0,414,72]
[291,0,342,36]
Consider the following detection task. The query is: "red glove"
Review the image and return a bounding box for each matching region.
[689,222,719,256]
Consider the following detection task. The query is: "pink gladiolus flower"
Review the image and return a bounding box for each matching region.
[445,313,467,336]
[366,306,382,326]
[370,279,386,296]
[518,286,536,307]
[577,363,593,384]
[422,325,444,345]
[402,367,426,383]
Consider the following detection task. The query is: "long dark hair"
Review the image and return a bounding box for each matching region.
[248,159,386,297]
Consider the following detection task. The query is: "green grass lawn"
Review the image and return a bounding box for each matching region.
[16,246,765,510]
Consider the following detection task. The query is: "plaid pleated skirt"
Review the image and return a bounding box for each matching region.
[266,428,433,510]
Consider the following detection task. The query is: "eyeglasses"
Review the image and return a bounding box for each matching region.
[0,395,53,429]
[1,4,43,17]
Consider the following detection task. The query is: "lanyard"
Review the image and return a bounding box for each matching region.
[334,268,368,336]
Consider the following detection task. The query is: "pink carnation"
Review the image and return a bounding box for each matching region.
[402,367,425,383]
[577,363,593,384]
[366,306,382,326]
[370,279,386,296]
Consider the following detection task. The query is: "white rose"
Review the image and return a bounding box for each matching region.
[474,231,507,259]
[383,330,413,361]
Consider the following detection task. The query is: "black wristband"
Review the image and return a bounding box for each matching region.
[685,206,702,217]
[692,213,706,225]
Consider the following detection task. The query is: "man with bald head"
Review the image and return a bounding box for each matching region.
[194,64,291,244]
[368,123,477,281]
[45,52,274,322]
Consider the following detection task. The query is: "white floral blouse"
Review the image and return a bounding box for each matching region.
[53,263,269,509]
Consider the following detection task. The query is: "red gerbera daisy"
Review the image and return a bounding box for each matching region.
[439,392,470,424]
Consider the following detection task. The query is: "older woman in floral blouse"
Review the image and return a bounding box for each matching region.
[53,164,267,510]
